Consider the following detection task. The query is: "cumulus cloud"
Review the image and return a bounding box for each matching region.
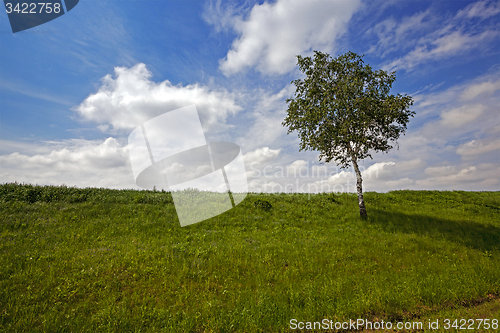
[75,63,242,132]
[417,164,500,189]
[242,146,282,180]
[214,0,362,75]
[244,158,422,194]
[360,162,419,191]
[243,146,281,165]
[0,138,134,188]
[304,161,418,193]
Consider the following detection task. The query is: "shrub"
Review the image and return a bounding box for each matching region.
[254,199,273,211]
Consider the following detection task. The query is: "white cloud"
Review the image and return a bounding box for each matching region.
[460,78,500,101]
[391,71,500,190]
[202,0,251,33]
[384,178,414,188]
[384,30,499,72]
[303,161,419,192]
[243,146,282,180]
[286,160,309,178]
[411,69,500,146]
[440,104,486,128]
[0,138,133,188]
[75,63,241,132]
[361,162,418,191]
[456,0,500,20]
[366,9,433,57]
[395,159,426,172]
[236,86,295,151]
[243,146,281,165]
[236,64,499,193]
[371,0,500,72]
[456,138,500,157]
[413,69,500,117]
[0,140,55,156]
[216,0,362,75]
[424,165,456,177]
[416,164,500,188]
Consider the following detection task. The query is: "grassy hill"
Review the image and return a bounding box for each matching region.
[1,183,499,332]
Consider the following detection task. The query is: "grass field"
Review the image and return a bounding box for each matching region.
[0,183,499,332]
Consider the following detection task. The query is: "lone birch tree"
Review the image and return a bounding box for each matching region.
[283,51,414,219]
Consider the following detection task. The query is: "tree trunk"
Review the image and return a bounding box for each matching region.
[351,159,368,220]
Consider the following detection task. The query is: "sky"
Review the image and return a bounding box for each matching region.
[0,0,499,193]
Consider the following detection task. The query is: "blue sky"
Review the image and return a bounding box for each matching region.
[0,0,499,192]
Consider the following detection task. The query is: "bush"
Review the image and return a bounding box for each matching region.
[0,183,174,205]
[253,199,273,211]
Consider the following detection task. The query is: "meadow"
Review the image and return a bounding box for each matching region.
[0,183,499,332]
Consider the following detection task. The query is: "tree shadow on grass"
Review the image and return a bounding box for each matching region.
[367,209,500,252]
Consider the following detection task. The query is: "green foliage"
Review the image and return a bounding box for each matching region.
[0,182,174,205]
[0,183,499,332]
[253,199,273,211]
[283,50,414,168]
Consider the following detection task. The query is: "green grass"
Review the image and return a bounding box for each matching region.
[0,183,499,332]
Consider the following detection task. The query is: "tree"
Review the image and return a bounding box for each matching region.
[282,51,414,219]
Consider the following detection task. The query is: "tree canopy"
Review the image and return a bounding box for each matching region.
[283,51,414,168]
